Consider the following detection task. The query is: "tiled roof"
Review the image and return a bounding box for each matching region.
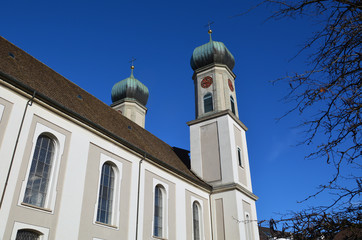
[0,36,209,189]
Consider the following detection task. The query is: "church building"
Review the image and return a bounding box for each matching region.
[0,31,259,240]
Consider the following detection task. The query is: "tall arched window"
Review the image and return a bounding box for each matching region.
[23,135,55,207]
[203,93,213,113]
[96,162,115,224]
[230,96,235,115]
[16,229,40,240]
[193,201,201,240]
[154,185,164,237]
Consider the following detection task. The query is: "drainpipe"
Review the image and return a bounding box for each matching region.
[209,191,214,240]
[0,91,36,209]
[135,153,146,240]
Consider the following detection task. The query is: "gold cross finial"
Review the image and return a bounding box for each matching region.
[129,57,136,69]
[205,21,214,41]
[129,57,136,77]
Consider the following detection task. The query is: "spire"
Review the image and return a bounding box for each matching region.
[206,21,214,42]
[129,57,136,78]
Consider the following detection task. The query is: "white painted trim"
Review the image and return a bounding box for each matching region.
[0,104,4,122]
[10,222,49,240]
[93,153,123,229]
[152,178,169,239]
[18,122,66,212]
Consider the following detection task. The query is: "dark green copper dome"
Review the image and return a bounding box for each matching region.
[111,69,149,106]
[190,36,235,71]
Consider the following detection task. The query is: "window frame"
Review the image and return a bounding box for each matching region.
[152,179,168,239]
[230,96,235,115]
[203,93,213,113]
[11,222,49,240]
[237,146,243,168]
[191,196,204,240]
[18,123,65,212]
[94,153,123,229]
[0,103,4,121]
[23,134,55,208]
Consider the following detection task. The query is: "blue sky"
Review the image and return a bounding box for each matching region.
[1,0,341,222]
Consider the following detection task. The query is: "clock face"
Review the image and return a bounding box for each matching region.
[228,79,234,92]
[201,76,213,88]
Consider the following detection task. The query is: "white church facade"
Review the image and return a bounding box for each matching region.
[0,32,259,240]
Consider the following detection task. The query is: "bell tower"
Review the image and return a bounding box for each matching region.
[191,29,239,119]
[188,29,259,240]
[111,64,149,128]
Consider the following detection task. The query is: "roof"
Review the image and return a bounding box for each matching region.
[190,38,235,71]
[111,70,149,106]
[0,36,210,189]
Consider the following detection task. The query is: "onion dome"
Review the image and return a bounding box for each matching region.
[111,66,149,106]
[190,30,235,71]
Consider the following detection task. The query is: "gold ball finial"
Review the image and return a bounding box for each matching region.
[131,65,135,69]
[208,29,212,34]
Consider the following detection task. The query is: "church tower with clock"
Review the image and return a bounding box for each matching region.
[188,30,259,239]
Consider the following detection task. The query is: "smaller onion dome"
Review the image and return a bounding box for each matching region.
[111,67,149,106]
[190,31,235,71]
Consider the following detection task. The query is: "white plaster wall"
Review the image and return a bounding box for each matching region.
[141,161,211,240]
[0,85,32,238]
[194,66,238,118]
[0,83,214,240]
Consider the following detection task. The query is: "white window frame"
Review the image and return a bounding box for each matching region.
[18,122,66,212]
[152,178,168,239]
[11,222,49,240]
[93,153,123,229]
[191,196,204,240]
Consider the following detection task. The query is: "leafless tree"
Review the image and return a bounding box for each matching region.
[255,0,361,239]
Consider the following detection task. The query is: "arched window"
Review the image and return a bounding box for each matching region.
[16,229,40,240]
[154,185,164,237]
[230,96,235,115]
[237,147,243,167]
[23,135,55,207]
[193,201,201,240]
[96,162,115,224]
[203,93,213,113]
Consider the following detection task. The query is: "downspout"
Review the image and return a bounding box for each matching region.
[135,152,146,240]
[209,191,214,240]
[0,91,36,209]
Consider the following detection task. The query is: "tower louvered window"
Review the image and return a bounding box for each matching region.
[204,93,213,113]
[230,96,235,114]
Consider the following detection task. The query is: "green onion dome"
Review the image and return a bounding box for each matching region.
[111,70,149,106]
[190,37,235,71]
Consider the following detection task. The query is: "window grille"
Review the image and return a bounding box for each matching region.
[15,230,40,240]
